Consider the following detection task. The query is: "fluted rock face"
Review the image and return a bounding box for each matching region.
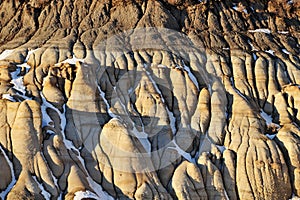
[0,0,299,199]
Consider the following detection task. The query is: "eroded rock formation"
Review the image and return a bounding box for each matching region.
[0,0,299,199]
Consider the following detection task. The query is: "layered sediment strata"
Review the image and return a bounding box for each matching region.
[0,0,300,199]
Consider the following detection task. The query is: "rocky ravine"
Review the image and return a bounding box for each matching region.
[0,0,300,199]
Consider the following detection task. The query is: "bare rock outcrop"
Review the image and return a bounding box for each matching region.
[0,0,299,199]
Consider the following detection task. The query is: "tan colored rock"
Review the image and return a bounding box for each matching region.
[172,161,207,200]
[100,118,171,199]
[0,147,12,191]
[0,68,11,82]
[4,100,59,199]
[222,149,237,200]
[283,85,300,121]
[191,87,210,135]
[197,152,227,199]
[236,134,292,200]
[65,62,107,148]
[276,124,300,196]
[254,56,268,108]
[0,0,300,199]
[64,165,91,200]
[7,170,45,200]
[42,75,65,108]
[274,92,293,125]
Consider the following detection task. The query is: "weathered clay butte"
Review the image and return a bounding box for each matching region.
[0,0,299,199]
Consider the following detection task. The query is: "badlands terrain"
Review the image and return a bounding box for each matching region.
[0,0,300,199]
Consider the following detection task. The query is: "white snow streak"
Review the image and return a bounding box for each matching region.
[183,63,199,90]
[282,49,291,55]
[10,67,26,95]
[248,40,258,51]
[265,49,275,56]
[265,134,277,140]
[2,94,15,101]
[230,77,248,102]
[132,127,152,155]
[260,110,273,125]
[144,67,177,135]
[42,98,113,199]
[252,53,257,61]
[278,31,289,34]
[97,85,118,118]
[0,49,14,60]
[40,93,55,128]
[74,191,100,200]
[260,110,280,140]
[169,140,194,163]
[32,176,51,200]
[8,48,39,97]
[232,6,248,14]
[157,64,167,68]
[0,146,16,199]
[39,74,112,199]
[249,29,271,34]
[216,145,226,153]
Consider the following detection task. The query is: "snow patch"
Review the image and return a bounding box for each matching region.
[157,64,167,68]
[232,6,238,11]
[265,49,275,56]
[169,140,194,163]
[42,98,114,200]
[167,108,177,135]
[248,40,258,51]
[9,48,39,97]
[216,145,226,153]
[2,94,15,101]
[278,31,289,34]
[207,84,212,95]
[260,110,273,125]
[252,53,257,60]
[113,86,152,154]
[183,63,199,90]
[0,49,14,60]
[243,9,248,14]
[74,191,100,200]
[86,178,114,200]
[223,188,230,200]
[249,29,271,34]
[282,49,291,55]
[32,176,51,200]
[40,93,54,128]
[10,67,27,95]
[127,87,133,94]
[98,85,118,118]
[266,134,277,140]
[26,48,40,62]
[232,6,248,14]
